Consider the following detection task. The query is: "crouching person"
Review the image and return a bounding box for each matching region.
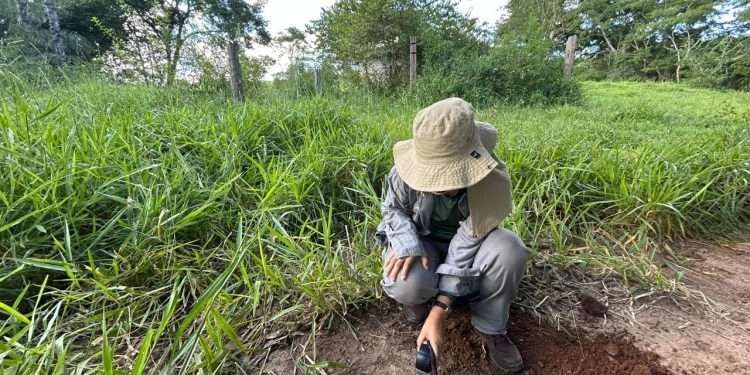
[376,98,529,373]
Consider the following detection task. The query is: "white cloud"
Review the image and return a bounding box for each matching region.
[264,0,338,34]
[456,0,509,26]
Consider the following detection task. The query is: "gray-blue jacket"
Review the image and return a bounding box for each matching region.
[376,167,497,297]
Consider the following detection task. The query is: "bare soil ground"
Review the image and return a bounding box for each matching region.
[595,240,750,375]
[260,241,750,374]
[261,304,669,375]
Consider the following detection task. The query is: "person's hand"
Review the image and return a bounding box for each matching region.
[416,307,447,357]
[383,253,428,281]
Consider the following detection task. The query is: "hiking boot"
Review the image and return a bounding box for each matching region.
[403,303,429,324]
[478,331,524,374]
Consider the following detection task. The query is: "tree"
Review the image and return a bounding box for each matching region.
[312,0,419,86]
[44,0,65,65]
[58,0,128,58]
[637,0,716,82]
[272,27,311,89]
[500,0,568,42]
[0,1,128,62]
[567,0,721,81]
[110,0,198,85]
[689,35,750,89]
[203,0,271,101]
[275,26,308,65]
[311,0,488,88]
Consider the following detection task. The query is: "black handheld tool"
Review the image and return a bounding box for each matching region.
[415,341,438,374]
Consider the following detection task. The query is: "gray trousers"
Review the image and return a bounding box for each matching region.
[381,228,529,335]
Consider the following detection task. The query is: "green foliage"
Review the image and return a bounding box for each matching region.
[58,0,127,56]
[0,36,104,89]
[0,0,126,62]
[307,0,579,104]
[312,0,488,89]
[273,61,338,98]
[200,0,271,100]
[191,54,274,98]
[241,55,274,94]
[415,17,580,105]
[201,0,270,42]
[0,80,388,372]
[0,1,16,36]
[312,0,420,87]
[1,0,273,87]
[566,0,750,87]
[1,78,749,371]
[686,36,750,90]
[500,0,568,43]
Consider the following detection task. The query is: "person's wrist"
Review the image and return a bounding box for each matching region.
[429,305,449,321]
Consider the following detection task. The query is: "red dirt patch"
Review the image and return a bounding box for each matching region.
[263,303,670,375]
[510,311,667,375]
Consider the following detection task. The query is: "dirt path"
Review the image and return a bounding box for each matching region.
[597,241,750,374]
[260,241,750,374]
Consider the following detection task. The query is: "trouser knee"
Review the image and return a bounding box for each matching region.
[470,229,529,334]
[381,266,439,305]
[479,228,529,283]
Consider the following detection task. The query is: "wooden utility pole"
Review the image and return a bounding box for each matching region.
[409,36,417,86]
[564,35,577,80]
[314,67,323,94]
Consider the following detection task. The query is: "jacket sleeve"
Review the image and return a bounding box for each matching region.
[380,168,425,257]
[435,216,484,297]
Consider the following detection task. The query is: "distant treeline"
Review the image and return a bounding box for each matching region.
[1,0,748,103]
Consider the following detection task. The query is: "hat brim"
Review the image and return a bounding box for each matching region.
[393,123,499,192]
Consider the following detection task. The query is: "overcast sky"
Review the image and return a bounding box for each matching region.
[254,0,510,77]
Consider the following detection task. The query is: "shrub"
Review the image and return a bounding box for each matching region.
[414,30,580,106]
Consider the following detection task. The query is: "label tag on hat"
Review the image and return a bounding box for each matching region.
[470,150,481,159]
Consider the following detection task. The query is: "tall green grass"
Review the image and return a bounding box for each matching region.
[1,78,749,372]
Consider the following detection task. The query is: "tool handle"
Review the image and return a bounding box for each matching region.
[415,341,438,374]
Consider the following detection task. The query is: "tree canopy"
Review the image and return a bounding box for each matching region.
[311,0,488,88]
[1,0,748,93]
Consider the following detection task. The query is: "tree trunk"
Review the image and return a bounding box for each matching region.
[165,19,187,86]
[165,37,183,86]
[227,39,244,101]
[16,0,31,28]
[163,36,173,85]
[44,0,65,66]
[564,35,577,80]
[668,33,681,83]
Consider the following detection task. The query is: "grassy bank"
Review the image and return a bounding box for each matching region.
[1,79,748,372]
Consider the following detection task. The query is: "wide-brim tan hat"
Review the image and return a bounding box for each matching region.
[393,98,498,192]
